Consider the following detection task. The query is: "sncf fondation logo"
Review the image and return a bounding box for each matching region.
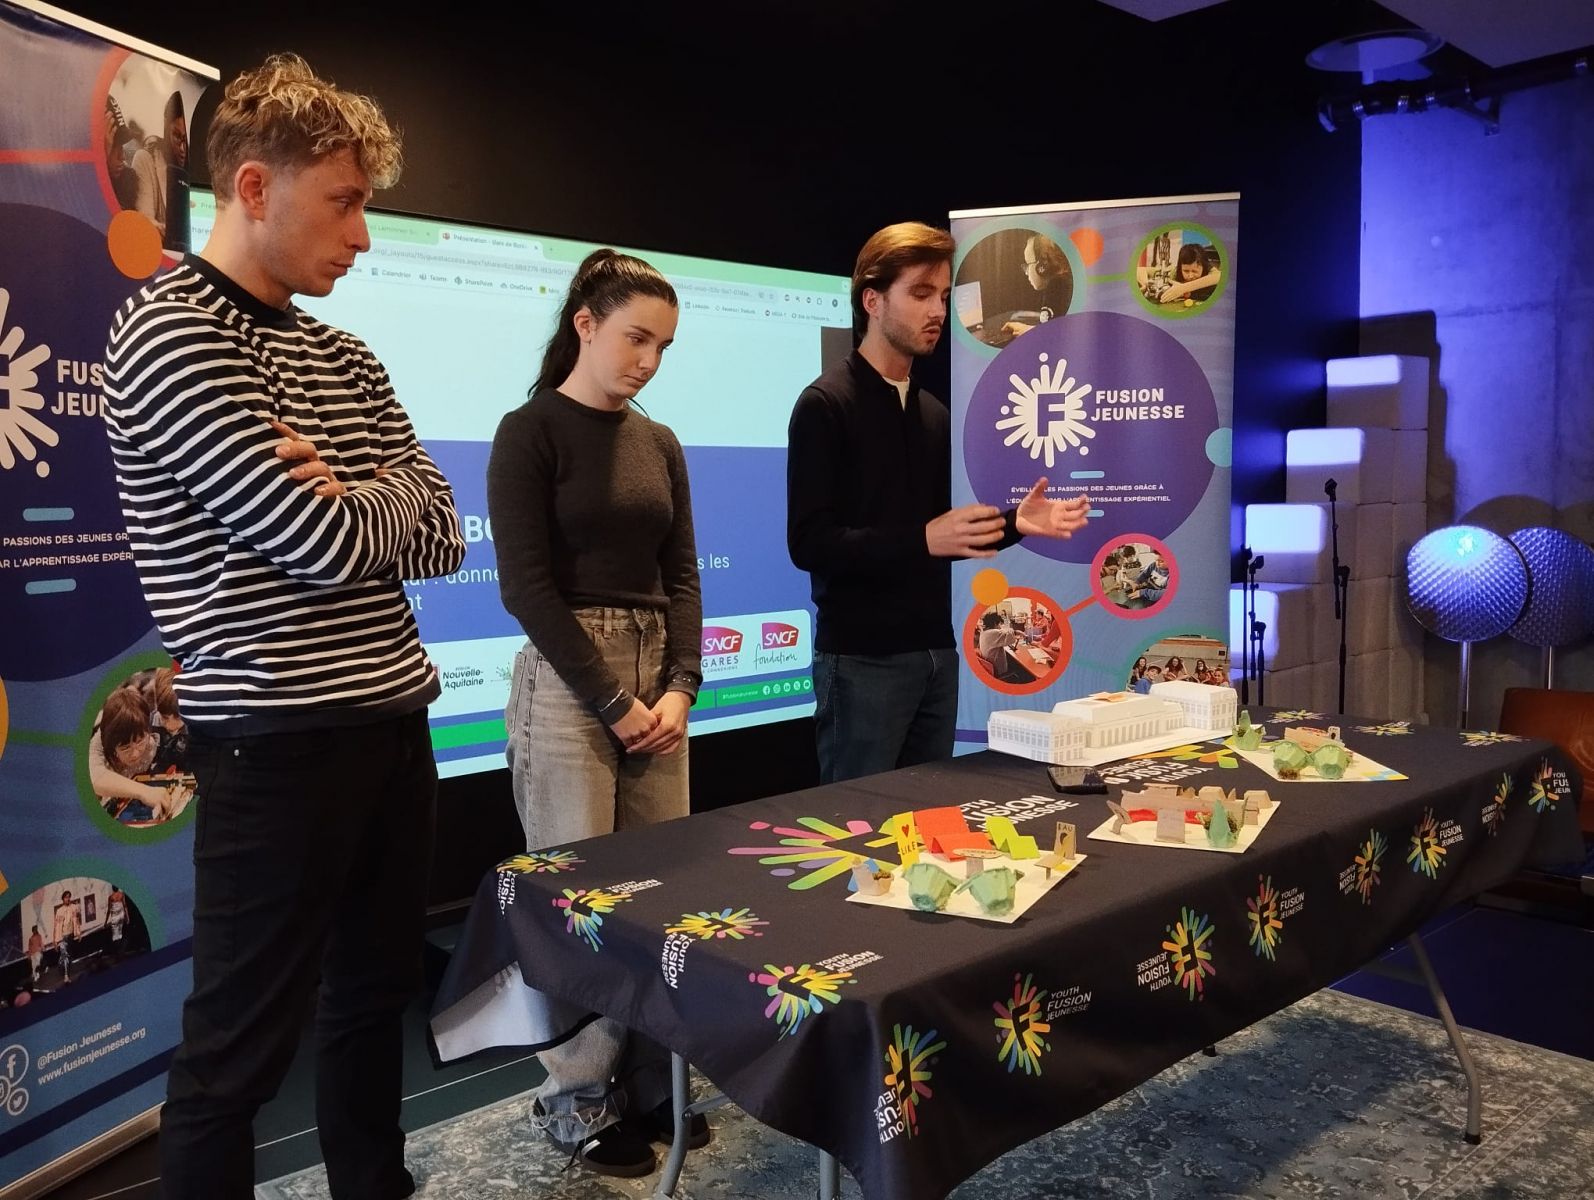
[752,612,810,672]
[761,621,801,649]
[753,621,804,672]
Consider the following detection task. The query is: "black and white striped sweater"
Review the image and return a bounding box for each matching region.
[103,256,466,732]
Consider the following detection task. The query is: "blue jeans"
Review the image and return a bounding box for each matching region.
[504,606,685,1144]
[813,648,959,784]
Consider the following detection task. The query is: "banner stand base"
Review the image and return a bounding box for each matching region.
[0,1104,160,1200]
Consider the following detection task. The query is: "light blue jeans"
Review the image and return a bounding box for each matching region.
[504,606,688,1143]
[812,648,959,784]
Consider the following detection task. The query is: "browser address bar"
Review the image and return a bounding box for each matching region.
[371,246,572,278]
[367,246,770,302]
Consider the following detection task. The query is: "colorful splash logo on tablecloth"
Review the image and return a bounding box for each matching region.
[667,908,768,940]
[494,852,585,911]
[1247,875,1283,960]
[883,1023,947,1138]
[1407,808,1445,878]
[1527,759,1558,813]
[553,887,629,952]
[1353,831,1387,904]
[1273,710,1322,722]
[1163,907,1216,1000]
[749,963,854,1037]
[1135,743,1240,770]
[728,817,898,890]
[993,973,1051,1076]
[1461,730,1525,748]
[501,850,584,874]
[1485,773,1511,836]
[1355,720,1413,736]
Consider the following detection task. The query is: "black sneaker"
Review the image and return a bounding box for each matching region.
[534,1102,657,1178]
[633,1098,712,1150]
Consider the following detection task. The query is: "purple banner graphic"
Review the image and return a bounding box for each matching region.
[0,2,214,1188]
[950,197,1238,733]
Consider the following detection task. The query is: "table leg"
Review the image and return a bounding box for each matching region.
[653,1052,692,1198]
[1362,934,1483,1143]
[1405,933,1483,1143]
[818,1149,841,1199]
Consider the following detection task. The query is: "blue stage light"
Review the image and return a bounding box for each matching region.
[1405,525,1528,643]
[1507,527,1594,649]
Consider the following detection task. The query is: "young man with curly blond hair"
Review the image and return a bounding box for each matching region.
[103,54,464,1200]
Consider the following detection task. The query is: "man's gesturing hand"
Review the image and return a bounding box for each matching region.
[926,504,1006,558]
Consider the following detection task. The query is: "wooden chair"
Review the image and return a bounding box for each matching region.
[1497,687,1594,838]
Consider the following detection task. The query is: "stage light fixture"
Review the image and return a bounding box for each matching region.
[1405,525,1528,727]
[1506,526,1594,686]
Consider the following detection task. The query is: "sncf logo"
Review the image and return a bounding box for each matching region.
[762,622,801,649]
[701,626,743,655]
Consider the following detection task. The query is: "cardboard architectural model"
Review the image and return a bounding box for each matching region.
[1111,783,1275,845]
[987,684,1240,764]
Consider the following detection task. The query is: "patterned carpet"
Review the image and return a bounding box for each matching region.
[257,988,1594,1199]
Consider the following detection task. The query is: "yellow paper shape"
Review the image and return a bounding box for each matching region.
[983,816,1019,853]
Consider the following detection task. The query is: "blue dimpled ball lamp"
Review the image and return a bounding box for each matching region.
[1505,527,1594,689]
[1405,526,1529,728]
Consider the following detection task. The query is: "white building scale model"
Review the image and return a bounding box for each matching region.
[1147,680,1237,732]
[987,684,1239,765]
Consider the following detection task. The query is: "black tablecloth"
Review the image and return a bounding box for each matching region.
[431,713,1583,1200]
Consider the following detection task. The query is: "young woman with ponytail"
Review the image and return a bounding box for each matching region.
[486,248,706,1176]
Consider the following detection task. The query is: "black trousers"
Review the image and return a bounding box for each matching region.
[160,709,436,1200]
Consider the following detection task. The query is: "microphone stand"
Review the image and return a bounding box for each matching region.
[1238,546,1253,704]
[1252,618,1268,705]
[1246,553,1265,705]
[1325,478,1349,715]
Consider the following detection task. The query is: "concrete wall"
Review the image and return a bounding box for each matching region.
[1360,76,1594,725]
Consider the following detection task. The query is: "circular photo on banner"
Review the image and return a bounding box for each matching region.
[78,662,197,839]
[1132,222,1228,318]
[962,310,1219,564]
[963,585,1072,695]
[99,57,200,256]
[953,227,1078,352]
[1093,535,1179,618]
[1,877,152,1016]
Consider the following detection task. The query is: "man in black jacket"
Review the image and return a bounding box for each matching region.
[787,222,1089,783]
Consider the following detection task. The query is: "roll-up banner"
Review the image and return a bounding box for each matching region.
[1,2,215,1192]
[949,194,1239,742]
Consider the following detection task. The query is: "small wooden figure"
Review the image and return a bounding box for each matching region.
[1107,799,1133,835]
[1055,821,1077,861]
[1155,808,1187,843]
